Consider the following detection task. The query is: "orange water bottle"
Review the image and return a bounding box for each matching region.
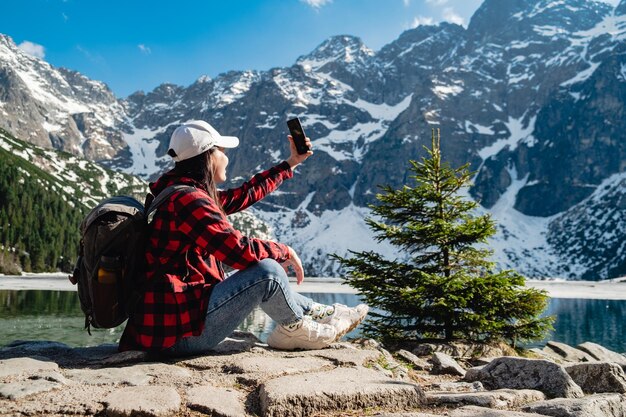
[98,256,119,284]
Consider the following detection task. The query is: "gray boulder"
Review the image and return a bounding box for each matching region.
[544,341,596,362]
[431,352,466,376]
[425,389,545,409]
[576,342,626,367]
[396,349,433,371]
[565,362,626,394]
[524,393,626,417]
[464,357,584,398]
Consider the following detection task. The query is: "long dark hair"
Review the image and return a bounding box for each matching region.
[172,148,224,212]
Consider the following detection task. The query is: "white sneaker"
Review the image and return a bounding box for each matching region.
[267,316,337,350]
[314,304,369,339]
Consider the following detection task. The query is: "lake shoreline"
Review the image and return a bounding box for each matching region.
[2,274,626,299]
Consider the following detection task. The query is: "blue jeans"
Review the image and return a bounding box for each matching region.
[166,259,315,357]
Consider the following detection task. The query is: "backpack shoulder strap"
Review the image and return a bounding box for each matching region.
[146,184,196,218]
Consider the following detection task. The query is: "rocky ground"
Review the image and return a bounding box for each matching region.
[1,333,626,417]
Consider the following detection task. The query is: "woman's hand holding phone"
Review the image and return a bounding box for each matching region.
[286,135,313,169]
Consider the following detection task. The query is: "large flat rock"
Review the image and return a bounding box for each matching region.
[66,362,191,386]
[259,367,424,417]
[186,385,246,417]
[224,355,331,377]
[465,357,584,398]
[450,406,551,416]
[0,378,60,400]
[523,393,626,417]
[426,389,545,409]
[0,357,58,378]
[0,385,110,415]
[104,385,181,417]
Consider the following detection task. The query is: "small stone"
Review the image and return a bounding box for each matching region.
[464,357,584,399]
[545,341,596,362]
[431,352,466,376]
[413,343,437,357]
[187,385,246,417]
[396,349,433,371]
[413,342,515,359]
[0,357,58,378]
[426,389,545,409]
[360,339,382,349]
[104,386,181,417]
[565,362,626,394]
[524,393,626,417]
[259,367,424,417]
[450,405,549,416]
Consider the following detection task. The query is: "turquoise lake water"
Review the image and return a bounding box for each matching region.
[0,290,624,352]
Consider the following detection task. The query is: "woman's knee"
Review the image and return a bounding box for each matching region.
[257,259,288,281]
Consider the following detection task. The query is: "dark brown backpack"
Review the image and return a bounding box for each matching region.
[69,185,193,332]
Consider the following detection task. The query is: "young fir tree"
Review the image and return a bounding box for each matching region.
[335,129,553,346]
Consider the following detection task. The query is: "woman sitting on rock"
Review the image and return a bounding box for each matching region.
[119,120,368,356]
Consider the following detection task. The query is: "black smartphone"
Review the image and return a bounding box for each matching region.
[287,117,310,155]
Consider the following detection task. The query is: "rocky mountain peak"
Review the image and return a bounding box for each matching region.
[0,34,15,50]
[617,0,626,15]
[296,35,373,70]
[468,0,611,43]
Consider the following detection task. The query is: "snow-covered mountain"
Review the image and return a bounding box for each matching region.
[1,0,626,279]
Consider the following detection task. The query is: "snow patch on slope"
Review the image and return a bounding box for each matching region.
[483,166,562,278]
[122,124,173,178]
[313,94,413,162]
[478,114,537,160]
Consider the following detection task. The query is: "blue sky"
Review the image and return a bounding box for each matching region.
[0,0,570,98]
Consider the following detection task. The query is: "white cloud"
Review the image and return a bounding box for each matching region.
[301,0,332,9]
[138,44,152,55]
[426,0,449,5]
[62,13,69,22]
[403,0,410,6]
[443,7,464,25]
[17,41,45,59]
[412,16,435,28]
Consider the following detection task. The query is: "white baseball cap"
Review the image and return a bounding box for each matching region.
[167,120,239,162]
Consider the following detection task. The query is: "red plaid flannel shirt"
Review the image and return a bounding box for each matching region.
[119,161,293,351]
